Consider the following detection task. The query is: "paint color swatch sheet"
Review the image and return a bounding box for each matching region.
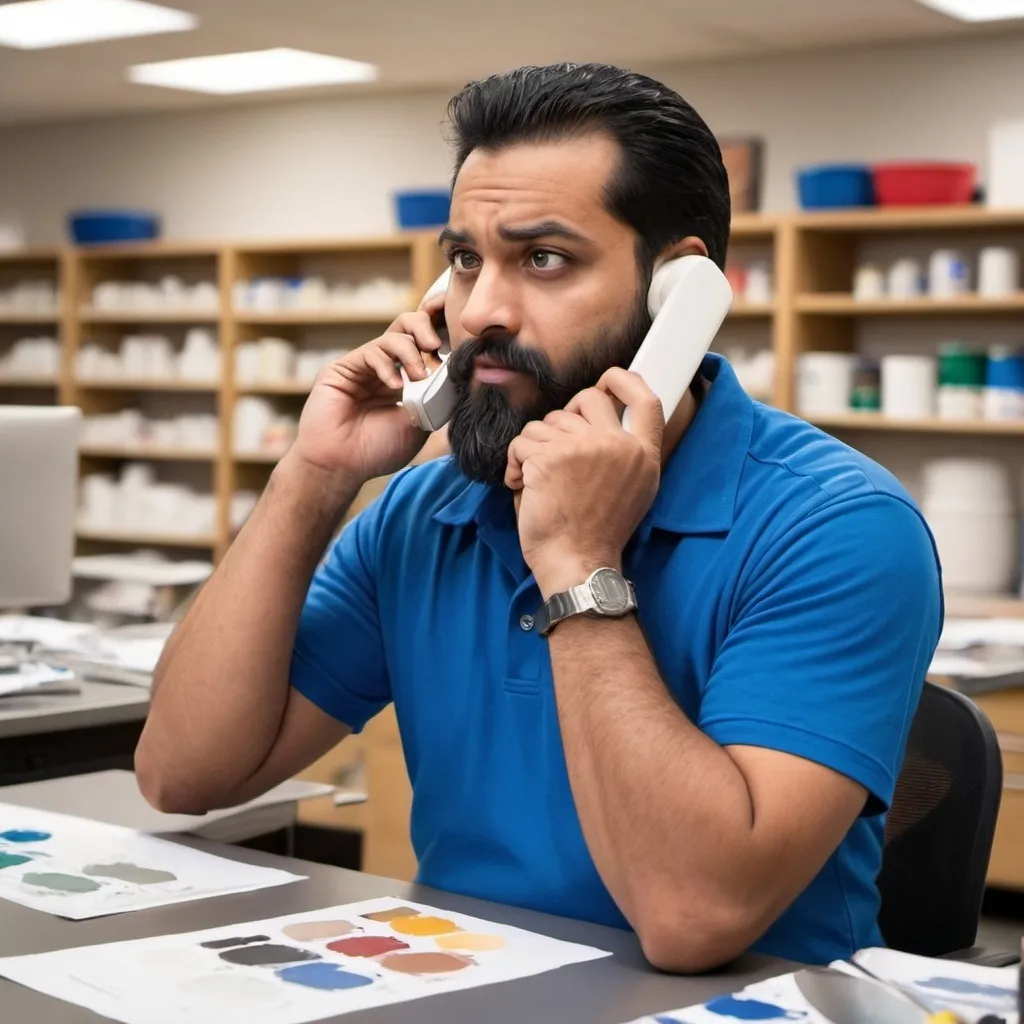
[0,803,304,919]
[624,947,1020,1024]
[0,896,612,1024]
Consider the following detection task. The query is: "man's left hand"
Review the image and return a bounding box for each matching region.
[506,367,664,597]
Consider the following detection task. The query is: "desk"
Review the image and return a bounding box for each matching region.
[0,680,149,786]
[0,838,789,1024]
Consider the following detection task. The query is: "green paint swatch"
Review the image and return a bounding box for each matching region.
[0,852,30,870]
[23,872,101,893]
[84,862,176,885]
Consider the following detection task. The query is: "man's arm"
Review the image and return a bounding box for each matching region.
[136,302,446,814]
[135,455,357,814]
[508,368,941,974]
[545,610,866,973]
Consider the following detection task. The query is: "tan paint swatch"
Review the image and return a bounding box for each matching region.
[435,933,507,952]
[378,952,474,975]
[84,862,176,885]
[361,906,420,923]
[390,915,460,937]
[281,920,356,942]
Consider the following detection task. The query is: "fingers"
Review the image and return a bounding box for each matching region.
[391,310,443,355]
[505,434,546,490]
[564,387,623,429]
[596,367,665,452]
[542,409,589,434]
[376,331,434,383]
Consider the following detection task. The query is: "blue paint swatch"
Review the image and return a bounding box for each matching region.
[916,976,1015,1001]
[0,830,52,844]
[276,962,374,991]
[705,995,803,1020]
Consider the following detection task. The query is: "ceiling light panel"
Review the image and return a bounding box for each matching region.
[0,0,196,50]
[127,47,379,95]
[916,0,1024,22]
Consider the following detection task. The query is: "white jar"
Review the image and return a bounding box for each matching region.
[797,352,856,415]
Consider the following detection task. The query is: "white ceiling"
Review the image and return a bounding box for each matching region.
[0,0,1013,126]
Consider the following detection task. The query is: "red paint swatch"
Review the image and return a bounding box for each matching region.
[326,935,409,958]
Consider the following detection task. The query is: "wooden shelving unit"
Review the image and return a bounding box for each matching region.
[75,527,218,548]
[809,413,1024,436]
[78,444,218,461]
[6,209,1023,593]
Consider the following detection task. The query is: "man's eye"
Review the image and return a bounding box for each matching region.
[530,251,567,270]
[450,250,481,271]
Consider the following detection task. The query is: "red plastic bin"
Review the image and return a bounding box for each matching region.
[872,162,976,206]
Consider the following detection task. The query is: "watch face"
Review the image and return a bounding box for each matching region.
[588,569,632,614]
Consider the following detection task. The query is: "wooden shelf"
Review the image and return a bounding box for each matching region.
[728,301,775,317]
[75,377,220,392]
[795,205,1024,232]
[0,311,60,323]
[797,294,1024,315]
[0,375,57,387]
[79,444,217,461]
[811,412,1024,435]
[729,214,780,239]
[236,381,312,395]
[75,242,221,259]
[0,249,62,264]
[79,308,220,323]
[233,309,401,325]
[235,235,420,255]
[945,593,1024,620]
[76,527,217,548]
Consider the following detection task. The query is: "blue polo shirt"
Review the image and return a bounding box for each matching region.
[291,353,942,965]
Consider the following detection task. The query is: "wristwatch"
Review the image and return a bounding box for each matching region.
[533,567,638,637]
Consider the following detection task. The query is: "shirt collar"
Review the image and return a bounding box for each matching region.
[433,353,753,538]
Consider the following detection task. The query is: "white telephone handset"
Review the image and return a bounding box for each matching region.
[401,254,733,433]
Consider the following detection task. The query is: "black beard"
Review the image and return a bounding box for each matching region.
[446,293,651,485]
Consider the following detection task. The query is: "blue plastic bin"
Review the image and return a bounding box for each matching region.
[394,190,451,229]
[796,165,875,210]
[68,210,161,245]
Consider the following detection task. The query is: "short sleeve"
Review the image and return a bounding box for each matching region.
[699,493,942,815]
[290,477,404,733]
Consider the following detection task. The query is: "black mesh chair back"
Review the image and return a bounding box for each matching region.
[877,682,1003,956]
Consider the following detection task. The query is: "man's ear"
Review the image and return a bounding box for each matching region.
[656,235,709,263]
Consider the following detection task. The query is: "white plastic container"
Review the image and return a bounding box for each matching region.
[922,458,1018,594]
[881,355,936,419]
[797,352,856,415]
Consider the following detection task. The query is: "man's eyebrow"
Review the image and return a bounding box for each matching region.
[437,221,594,247]
[438,226,472,247]
[499,221,593,245]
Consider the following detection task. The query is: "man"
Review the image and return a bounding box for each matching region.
[136,63,942,972]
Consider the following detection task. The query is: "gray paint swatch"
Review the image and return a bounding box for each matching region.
[23,872,101,893]
[218,944,321,967]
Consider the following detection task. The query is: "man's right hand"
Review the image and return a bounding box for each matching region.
[288,301,447,485]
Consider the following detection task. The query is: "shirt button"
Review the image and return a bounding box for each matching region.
[519,614,535,632]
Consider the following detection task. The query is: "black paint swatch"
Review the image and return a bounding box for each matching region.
[218,944,321,967]
[200,935,271,950]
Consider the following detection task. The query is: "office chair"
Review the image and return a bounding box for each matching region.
[877,681,1009,960]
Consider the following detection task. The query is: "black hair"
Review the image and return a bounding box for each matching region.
[445,62,731,271]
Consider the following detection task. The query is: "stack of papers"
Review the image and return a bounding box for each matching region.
[0,615,173,689]
[0,662,77,698]
[627,947,1020,1024]
[930,617,1024,692]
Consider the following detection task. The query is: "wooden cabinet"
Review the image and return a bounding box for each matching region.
[969,689,1024,890]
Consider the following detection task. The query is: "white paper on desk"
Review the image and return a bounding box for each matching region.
[0,662,77,698]
[0,895,611,1024]
[938,617,1024,651]
[622,948,1020,1024]
[0,803,303,919]
[0,615,98,649]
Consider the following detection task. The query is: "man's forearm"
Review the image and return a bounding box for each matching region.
[136,454,362,809]
[546,613,765,968]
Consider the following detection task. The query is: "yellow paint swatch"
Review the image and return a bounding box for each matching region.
[435,933,507,952]
[390,915,460,937]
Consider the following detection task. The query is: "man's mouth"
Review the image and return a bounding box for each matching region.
[472,356,521,385]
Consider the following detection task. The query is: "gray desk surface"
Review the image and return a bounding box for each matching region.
[0,837,791,1024]
[0,679,149,739]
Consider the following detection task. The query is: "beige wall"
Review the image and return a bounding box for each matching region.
[3,31,1024,244]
